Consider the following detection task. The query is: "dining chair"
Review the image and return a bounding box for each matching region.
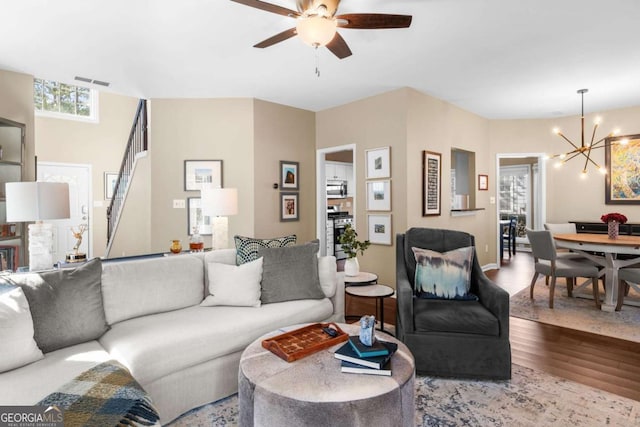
[526,229,600,309]
[616,268,640,311]
[501,217,517,258]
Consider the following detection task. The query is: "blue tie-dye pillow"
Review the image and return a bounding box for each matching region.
[411,246,478,300]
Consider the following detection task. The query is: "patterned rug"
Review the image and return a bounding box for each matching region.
[170,364,639,426]
[510,278,640,342]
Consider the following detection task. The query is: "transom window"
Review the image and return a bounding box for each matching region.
[34,78,98,122]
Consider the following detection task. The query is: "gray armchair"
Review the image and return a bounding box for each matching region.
[396,228,511,379]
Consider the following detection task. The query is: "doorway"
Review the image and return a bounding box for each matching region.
[496,153,546,264]
[316,144,356,257]
[37,162,92,263]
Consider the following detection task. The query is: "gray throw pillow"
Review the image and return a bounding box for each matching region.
[5,258,108,353]
[258,240,325,304]
[234,234,297,265]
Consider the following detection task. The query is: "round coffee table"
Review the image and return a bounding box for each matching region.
[238,323,415,427]
[345,284,395,334]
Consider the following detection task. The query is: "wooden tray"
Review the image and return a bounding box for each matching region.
[262,322,348,362]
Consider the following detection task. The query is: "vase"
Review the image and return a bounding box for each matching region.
[344,257,360,277]
[607,221,619,239]
[170,239,182,254]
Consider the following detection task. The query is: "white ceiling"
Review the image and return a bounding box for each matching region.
[1,0,639,119]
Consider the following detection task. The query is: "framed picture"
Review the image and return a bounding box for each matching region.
[365,147,391,179]
[367,214,392,245]
[366,180,391,211]
[184,160,223,191]
[187,197,212,235]
[104,172,118,199]
[422,151,442,216]
[280,161,299,190]
[605,134,640,204]
[478,174,489,191]
[280,192,299,222]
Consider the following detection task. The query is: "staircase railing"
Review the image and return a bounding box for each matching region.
[106,99,148,245]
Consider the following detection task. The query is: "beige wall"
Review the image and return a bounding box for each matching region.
[489,106,640,230]
[35,92,139,256]
[253,99,316,242]
[316,89,409,286]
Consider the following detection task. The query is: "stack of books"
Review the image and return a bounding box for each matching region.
[334,336,398,376]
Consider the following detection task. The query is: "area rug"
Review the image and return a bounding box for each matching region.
[510,278,640,343]
[169,364,639,426]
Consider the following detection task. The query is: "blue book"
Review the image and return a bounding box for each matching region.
[334,340,397,369]
[348,336,389,358]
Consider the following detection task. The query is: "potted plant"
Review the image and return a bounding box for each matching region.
[338,224,370,276]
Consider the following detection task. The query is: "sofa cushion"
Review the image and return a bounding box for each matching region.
[3,259,108,353]
[0,341,111,405]
[413,299,499,336]
[318,256,337,298]
[201,257,262,307]
[99,299,333,386]
[258,240,325,304]
[0,287,43,372]
[101,254,204,325]
[234,234,297,265]
[412,246,477,300]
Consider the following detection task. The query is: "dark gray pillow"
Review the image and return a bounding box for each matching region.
[258,240,325,304]
[5,258,108,353]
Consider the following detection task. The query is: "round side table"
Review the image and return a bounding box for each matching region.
[344,271,378,286]
[345,284,395,335]
[238,323,415,427]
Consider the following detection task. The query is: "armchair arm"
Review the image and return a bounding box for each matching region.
[396,234,414,341]
[474,268,510,338]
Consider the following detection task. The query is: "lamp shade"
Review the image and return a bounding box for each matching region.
[6,182,71,222]
[296,15,337,47]
[201,187,238,217]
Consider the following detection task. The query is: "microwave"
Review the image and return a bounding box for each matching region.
[327,180,347,198]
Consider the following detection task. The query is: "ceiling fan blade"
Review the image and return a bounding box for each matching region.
[254,27,297,48]
[326,32,352,59]
[230,0,300,18]
[336,13,412,29]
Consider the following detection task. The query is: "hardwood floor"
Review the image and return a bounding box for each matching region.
[345,252,640,402]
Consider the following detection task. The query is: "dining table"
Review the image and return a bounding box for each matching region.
[553,233,640,311]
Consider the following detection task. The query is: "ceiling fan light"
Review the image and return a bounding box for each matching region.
[296,15,337,47]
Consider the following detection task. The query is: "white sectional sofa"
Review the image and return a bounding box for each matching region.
[0,246,344,424]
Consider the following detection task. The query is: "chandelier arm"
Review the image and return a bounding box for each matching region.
[557,133,581,151]
[563,151,584,162]
[582,145,593,172]
[590,123,599,147]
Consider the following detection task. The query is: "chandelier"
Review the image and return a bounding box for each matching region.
[549,89,620,177]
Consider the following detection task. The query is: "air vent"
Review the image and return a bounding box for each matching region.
[74,76,110,87]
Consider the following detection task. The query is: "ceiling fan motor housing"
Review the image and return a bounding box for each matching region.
[297,0,340,16]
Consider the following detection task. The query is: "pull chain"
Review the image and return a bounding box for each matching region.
[315,45,321,77]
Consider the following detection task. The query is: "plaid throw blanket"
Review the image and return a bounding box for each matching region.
[38,360,160,427]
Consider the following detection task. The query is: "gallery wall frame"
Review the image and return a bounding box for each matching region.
[187,197,212,235]
[184,160,223,191]
[104,172,118,200]
[365,147,391,179]
[605,133,640,204]
[366,180,391,211]
[478,174,489,191]
[280,160,299,191]
[422,150,442,216]
[367,213,392,245]
[280,192,299,222]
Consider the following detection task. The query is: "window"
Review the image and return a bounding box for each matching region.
[499,165,531,236]
[34,79,98,122]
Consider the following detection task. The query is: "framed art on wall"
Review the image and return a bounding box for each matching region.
[367,213,392,245]
[184,160,223,191]
[422,151,441,216]
[104,172,118,199]
[280,192,299,222]
[280,161,299,190]
[605,134,640,204]
[365,147,391,179]
[478,174,489,191]
[366,180,391,211]
[187,197,212,235]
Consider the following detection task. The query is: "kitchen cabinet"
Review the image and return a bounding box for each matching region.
[326,161,354,196]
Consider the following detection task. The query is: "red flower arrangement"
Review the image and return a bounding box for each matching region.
[601,212,628,224]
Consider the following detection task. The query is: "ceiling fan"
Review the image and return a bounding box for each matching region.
[230,0,412,59]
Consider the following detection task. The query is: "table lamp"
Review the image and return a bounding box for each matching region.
[201,186,238,250]
[6,182,71,271]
